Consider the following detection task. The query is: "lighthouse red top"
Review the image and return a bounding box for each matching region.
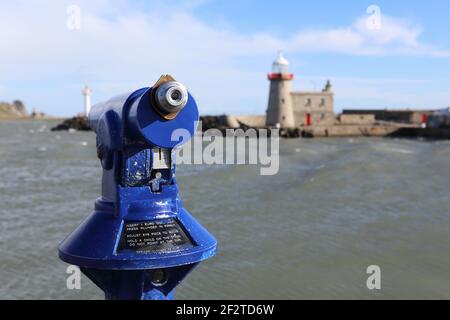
[268,51,294,80]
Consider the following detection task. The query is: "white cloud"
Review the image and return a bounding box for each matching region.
[0,0,448,115]
[290,16,450,57]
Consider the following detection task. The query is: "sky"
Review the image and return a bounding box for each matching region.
[0,0,450,116]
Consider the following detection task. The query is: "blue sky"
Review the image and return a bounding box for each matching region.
[0,0,449,116]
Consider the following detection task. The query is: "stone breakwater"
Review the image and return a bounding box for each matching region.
[49,115,450,139]
[300,123,450,139]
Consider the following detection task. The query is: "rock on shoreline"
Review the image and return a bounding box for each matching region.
[51,116,91,131]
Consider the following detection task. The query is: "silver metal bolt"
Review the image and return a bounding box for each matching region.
[155,81,188,114]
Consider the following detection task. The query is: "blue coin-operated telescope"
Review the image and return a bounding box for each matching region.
[59,75,217,300]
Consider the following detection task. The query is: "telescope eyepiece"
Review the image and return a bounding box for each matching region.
[155,81,188,114]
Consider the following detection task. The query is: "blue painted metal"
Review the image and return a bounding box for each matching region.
[58,84,217,300]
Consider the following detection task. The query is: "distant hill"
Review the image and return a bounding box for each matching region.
[0,100,28,119]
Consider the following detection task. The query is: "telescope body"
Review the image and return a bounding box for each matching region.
[59,78,217,300]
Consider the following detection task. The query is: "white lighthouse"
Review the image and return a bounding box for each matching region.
[82,85,92,117]
[266,52,295,128]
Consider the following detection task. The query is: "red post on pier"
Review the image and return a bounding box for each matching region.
[421,114,427,125]
[306,113,311,126]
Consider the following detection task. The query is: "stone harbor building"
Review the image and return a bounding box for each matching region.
[290,79,335,127]
[266,52,335,128]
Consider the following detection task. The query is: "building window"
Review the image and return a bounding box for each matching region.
[320,113,325,119]
[281,98,285,104]
[320,98,325,107]
[305,98,312,107]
